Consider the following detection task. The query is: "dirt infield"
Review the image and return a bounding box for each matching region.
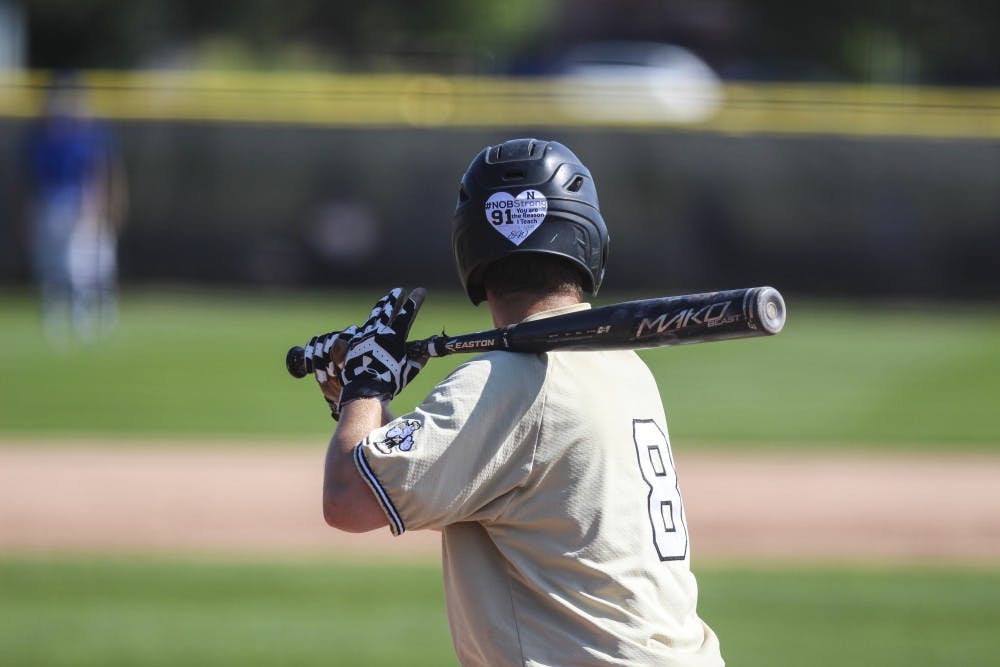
[2,440,999,564]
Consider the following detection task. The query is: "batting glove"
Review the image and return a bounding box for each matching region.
[338,287,428,409]
[304,328,357,420]
[304,327,357,381]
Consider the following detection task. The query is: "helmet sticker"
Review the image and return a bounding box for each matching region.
[483,189,549,246]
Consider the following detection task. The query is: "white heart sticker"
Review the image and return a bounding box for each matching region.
[483,190,549,246]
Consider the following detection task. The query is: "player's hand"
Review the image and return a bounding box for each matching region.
[338,287,428,409]
[304,328,356,378]
[304,328,356,420]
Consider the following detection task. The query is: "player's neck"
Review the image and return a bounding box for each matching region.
[486,290,582,327]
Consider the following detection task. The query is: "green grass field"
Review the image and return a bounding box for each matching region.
[1,558,997,667]
[1,288,998,447]
[2,288,998,665]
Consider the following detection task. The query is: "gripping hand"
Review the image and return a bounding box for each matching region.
[303,328,357,420]
[339,287,428,408]
[304,328,357,382]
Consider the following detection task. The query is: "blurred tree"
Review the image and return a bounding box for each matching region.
[22,0,556,72]
[24,0,173,68]
[740,0,1000,83]
[18,0,1000,84]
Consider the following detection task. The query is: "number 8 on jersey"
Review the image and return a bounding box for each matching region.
[632,419,690,561]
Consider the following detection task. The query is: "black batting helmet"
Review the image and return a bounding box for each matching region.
[452,138,610,305]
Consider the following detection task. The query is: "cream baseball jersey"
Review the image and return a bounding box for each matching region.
[354,304,723,667]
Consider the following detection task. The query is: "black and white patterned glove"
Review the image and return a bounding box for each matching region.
[304,327,357,382]
[303,328,357,420]
[338,287,428,409]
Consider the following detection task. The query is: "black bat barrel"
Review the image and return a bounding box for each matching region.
[421,286,784,357]
[618,285,786,348]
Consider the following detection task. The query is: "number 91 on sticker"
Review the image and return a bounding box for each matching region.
[483,190,549,246]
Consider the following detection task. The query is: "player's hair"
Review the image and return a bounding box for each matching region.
[482,253,585,301]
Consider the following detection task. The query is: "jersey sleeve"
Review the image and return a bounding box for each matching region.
[353,352,547,535]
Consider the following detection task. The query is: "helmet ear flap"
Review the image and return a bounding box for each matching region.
[594,235,610,295]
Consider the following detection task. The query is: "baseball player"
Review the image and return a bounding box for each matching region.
[24,75,126,342]
[311,139,723,666]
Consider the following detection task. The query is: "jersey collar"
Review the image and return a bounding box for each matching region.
[519,302,591,324]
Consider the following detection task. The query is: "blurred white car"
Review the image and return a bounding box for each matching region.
[555,41,723,124]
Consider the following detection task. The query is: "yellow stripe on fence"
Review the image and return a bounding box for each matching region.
[2,69,999,139]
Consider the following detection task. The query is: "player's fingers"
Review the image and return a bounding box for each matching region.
[329,335,349,369]
[379,287,406,327]
[372,288,403,320]
[362,288,403,333]
[304,335,321,374]
[392,287,427,338]
[321,332,337,356]
[338,325,358,342]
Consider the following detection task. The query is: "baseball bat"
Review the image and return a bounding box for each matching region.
[286,286,785,378]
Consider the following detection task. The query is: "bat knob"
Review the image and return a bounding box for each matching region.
[755,287,786,334]
[286,346,308,378]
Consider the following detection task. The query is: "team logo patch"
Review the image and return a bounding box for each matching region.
[483,189,548,246]
[373,419,422,454]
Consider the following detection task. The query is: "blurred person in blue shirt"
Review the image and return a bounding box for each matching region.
[24,73,127,342]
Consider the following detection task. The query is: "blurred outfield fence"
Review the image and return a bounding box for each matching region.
[1,70,998,296]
